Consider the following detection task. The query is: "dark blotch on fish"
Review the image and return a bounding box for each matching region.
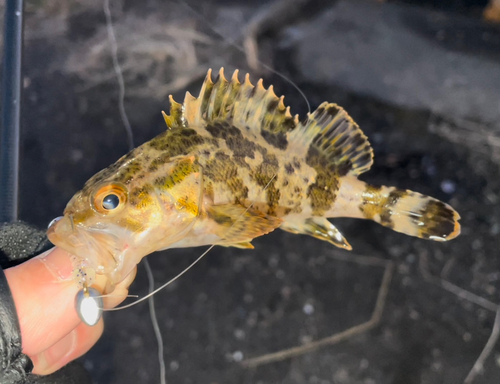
[379,189,408,228]
[285,163,295,175]
[418,200,456,239]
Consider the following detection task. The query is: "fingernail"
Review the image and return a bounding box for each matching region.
[41,330,77,372]
[35,247,74,281]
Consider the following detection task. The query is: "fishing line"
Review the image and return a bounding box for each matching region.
[105,245,215,311]
[103,0,134,150]
[102,2,166,384]
[177,0,312,114]
[100,294,139,298]
[100,0,283,310]
[144,260,166,384]
[93,1,283,382]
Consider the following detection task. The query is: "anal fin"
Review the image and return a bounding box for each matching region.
[207,204,283,246]
[220,242,255,249]
[280,217,352,250]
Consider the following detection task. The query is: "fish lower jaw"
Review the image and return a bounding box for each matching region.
[87,248,145,294]
[68,257,121,294]
[57,239,141,294]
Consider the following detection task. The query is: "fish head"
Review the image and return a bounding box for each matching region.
[47,155,203,292]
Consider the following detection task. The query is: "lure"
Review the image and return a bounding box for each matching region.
[75,287,103,326]
[47,68,460,298]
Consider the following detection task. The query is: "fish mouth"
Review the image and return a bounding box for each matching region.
[47,214,124,276]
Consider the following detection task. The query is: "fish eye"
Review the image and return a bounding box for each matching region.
[93,184,127,214]
[102,194,120,210]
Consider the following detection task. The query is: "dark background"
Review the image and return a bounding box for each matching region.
[8,0,500,382]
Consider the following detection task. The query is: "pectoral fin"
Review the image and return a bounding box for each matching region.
[207,204,282,246]
[280,217,352,250]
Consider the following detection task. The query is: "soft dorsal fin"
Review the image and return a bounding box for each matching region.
[162,68,299,150]
[289,103,374,176]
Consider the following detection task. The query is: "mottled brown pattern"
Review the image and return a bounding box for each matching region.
[50,69,461,295]
[148,128,205,155]
[359,185,411,229]
[117,159,144,184]
[204,151,238,182]
[358,184,383,220]
[292,158,301,170]
[153,158,200,190]
[202,150,250,204]
[265,183,281,215]
[247,156,281,214]
[251,160,279,187]
[73,72,376,224]
[306,102,373,178]
[209,209,234,226]
[226,177,249,204]
[379,189,409,229]
[186,69,299,154]
[148,153,170,172]
[205,122,257,160]
[306,173,339,215]
[129,184,154,208]
[285,163,294,175]
[260,128,288,150]
[418,200,456,239]
[305,146,340,215]
[206,203,283,245]
[260,105,296,150]
[359,185,402,222]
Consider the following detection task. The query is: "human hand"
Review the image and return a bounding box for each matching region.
[4,247,136,375]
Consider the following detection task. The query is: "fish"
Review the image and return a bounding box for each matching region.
[47,68,461,293]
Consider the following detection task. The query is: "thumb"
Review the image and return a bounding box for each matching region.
[5,247,81,357]
[30,318,104,375]
[5,247,137,375]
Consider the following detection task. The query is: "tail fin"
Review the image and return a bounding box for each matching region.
[358,184,460,241]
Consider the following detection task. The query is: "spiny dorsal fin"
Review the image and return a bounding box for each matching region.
[290,103,374,176]
[162,68,299,149]
[162,70,373,175]
[162,96,183,128]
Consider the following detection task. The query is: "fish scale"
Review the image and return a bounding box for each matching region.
[47,68,461,293]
